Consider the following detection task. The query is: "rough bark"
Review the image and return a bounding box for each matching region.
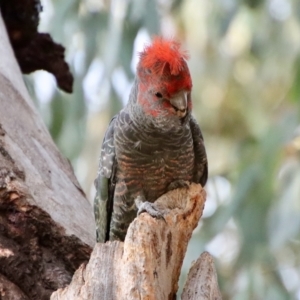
[51,183,209,300]
[0,11,94,299]
[0,0,74,93]
[181,251,222,300]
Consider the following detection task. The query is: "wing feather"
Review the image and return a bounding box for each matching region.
[190,115,208,187]
[94,116,117,242]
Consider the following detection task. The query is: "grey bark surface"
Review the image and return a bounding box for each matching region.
[51,184,212,300]
[0,12,95,299]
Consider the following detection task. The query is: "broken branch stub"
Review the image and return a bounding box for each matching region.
[51,183,207,300]
[182,251,222,300]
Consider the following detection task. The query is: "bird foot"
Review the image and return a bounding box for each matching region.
[135,196,166,221]
[167,180,189,192]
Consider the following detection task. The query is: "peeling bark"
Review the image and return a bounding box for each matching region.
[0,0,73,92]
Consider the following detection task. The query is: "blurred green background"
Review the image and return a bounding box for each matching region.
[25,0,300,298]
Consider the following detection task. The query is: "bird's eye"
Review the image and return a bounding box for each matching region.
[155,92,163,98]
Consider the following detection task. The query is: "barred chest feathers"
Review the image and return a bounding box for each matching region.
[113,111,195,202]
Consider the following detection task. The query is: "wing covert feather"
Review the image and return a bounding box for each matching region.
[190,116,208,187]
[94,116,117,242]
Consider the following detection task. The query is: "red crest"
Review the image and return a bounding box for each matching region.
[139,37,189,76]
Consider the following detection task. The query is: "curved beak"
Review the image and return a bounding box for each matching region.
[170,92,188,118]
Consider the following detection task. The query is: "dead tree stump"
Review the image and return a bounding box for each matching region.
[51,184,221,300]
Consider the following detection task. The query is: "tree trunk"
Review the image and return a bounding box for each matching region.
[0,12,94,299]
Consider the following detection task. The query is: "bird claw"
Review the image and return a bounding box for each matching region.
[137,201,166,222]
[167,180,189,192]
